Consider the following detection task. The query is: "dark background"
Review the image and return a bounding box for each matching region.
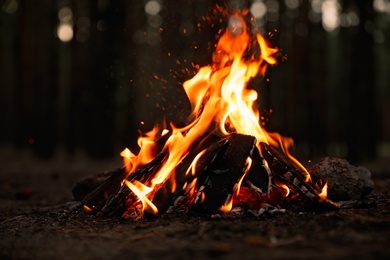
[1,0,389,164]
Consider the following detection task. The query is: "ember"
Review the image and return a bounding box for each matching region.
[72,10,370,219]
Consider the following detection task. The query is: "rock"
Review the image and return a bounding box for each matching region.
[308,157,374,201]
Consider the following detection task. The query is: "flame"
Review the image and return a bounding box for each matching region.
[118,12,324,215]
[220,157,252,213]
[268,133,312,182]
[83,205,93,213]
[125,180,158,215]
[121,125,166,174]
[318,182,328,201]
[186,150,207,176]
[220,194,234,213]
[279,184,290,197]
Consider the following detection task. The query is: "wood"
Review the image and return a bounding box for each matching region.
[190,133,257,214]
[72,170,118,202]
[100,150,169,216]
[73,150,168,215]
[75,167,127,212]
[151,133,223,214]
[259,142,339,208]
[244,146,271,196]
[73,136,344,217]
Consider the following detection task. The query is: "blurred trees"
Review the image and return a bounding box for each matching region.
[0,0,389,163]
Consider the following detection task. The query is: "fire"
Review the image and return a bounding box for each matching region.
[318,182,328,201]
[108,12,328,217]
[120,125,167,174]
[124,180,158,214]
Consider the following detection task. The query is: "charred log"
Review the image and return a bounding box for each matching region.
[72,167,126,202]
[259,142,339,209]
[74,167,127,213]
[75,150,167,215]
[151,133,223,214]
[99,150,169,216]
[190,133,257,214]
[244,147,271,196]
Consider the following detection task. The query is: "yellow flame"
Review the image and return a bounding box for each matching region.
[318,182,328,201]
[185,149,207,176]
[220,194,234,213]
[280,184,290,197]
[121,125,165,175]
[125,180,158,215]
[120,148,136,173]
[220,157,252,213]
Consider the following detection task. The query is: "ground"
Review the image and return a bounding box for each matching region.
[0,146,389,259]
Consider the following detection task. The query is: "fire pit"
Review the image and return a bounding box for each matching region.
[72,12,373,220]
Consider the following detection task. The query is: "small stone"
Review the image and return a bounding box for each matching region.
[309,157,374,201]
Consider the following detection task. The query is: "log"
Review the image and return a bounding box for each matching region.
[100,150,169,216]
[77,167,127,213]
[229,147,271,210]
[151,133,223,214]
[190,133,257,214]
[72,168,125,202]
[259,142,339,208]
[72,130,171,214]
[244,146,271,196]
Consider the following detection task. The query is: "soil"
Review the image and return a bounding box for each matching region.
[1,147,389,259]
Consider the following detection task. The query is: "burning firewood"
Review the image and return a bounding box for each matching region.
[151,133,225,214]
[71,10,373,219]
[190,133,256,214]
[77,151,168,215]
[259,142,339,209]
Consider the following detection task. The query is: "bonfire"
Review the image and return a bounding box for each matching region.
[72,10,373,220]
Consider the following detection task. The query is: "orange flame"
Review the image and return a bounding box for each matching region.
[121,125,168,174]
[279,184,290,197]
[318,182,328,201]
[120,13,318,215]
[124,180,158,214]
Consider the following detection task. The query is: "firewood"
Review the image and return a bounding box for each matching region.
[78,167,127,213]
[259,142,339,208]
[72,170,120,202]
[244,146,271,196]
[72,130,171,214]
[151,133,223,214]
[190,133,257,214]
[100,150,169,216]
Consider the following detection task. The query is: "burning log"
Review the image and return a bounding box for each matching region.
[99,150,169,216]
[75,151,168,215]
[72,129,172,215]
[244,146,271,197]
[259,142,339,209]
[190,133,256,214]
[151,133,224,214]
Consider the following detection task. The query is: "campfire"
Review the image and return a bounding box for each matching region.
[72,12,373,220]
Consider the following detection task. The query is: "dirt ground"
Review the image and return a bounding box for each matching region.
[1,146,389,259]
